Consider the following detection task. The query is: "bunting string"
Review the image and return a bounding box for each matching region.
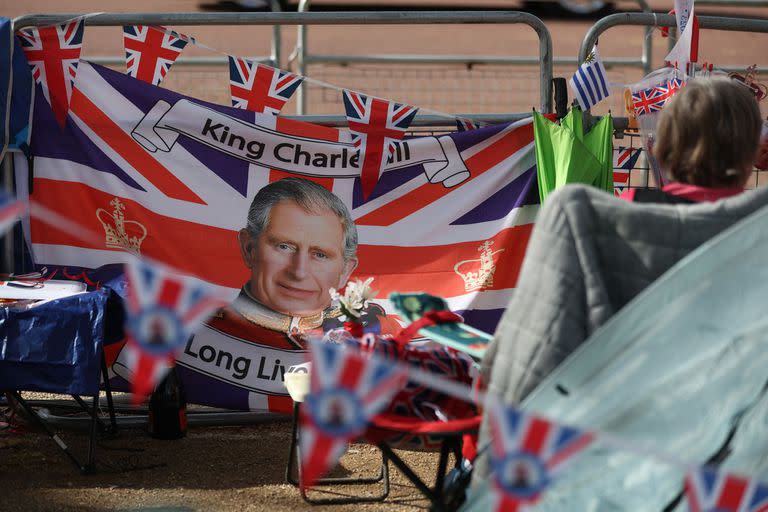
[135,24,479,123]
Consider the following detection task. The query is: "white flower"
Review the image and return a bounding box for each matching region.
[329,277,377,319]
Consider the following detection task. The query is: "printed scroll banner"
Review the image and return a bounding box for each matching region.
[300,341,408,487]
[27,61,540,412]
[16,17,84,127]
[343,90,419,200]
[130,98,468,183]
[685,466,768,511]
[123,25,191,87]
[228,57,303,115]
[121,258,230,401]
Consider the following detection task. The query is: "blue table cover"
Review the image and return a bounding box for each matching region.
[0,290,108,395]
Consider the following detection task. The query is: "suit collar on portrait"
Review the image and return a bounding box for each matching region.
[232,285,342,334]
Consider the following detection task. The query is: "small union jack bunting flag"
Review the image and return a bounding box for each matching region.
[122,258,229,403]
[299,341,408,488]
[16,17,84,127]
[612,146,642,196]
[455,117,482,132]
[228,57,303,115]
[123,25,192,86]
[686,466,768,512]
[486,398,594,511]
[569,44,611,111]
[631,78,685,117]
[0,192,26,237]
[342,90,419,200]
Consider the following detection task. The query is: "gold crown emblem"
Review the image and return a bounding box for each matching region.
[96,198,147,255]
[453,240,505,292]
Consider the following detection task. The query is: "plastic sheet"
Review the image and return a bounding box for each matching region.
[463,202,768,511]
[0,290,108,395]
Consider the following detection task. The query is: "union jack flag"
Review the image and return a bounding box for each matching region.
[631,78,685,117]
[486,398,594,511]
[342,90,419,200]
[122,258,229,402]
[613,146,642,196]
[300,341,408,487]
[16,17,84,127]
[685,467,768,512]
[28,61,542,412]
[228,57,303,115]
[123,25,192,86]
[0,192,26,237]
[456,117,482,132]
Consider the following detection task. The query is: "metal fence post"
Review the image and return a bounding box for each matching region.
[296,0,310,115]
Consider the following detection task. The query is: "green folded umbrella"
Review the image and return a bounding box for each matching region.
[534,107,613,203]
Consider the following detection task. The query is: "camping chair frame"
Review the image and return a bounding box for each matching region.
[4,353,117,474]
[285,400,480,509]
[285,402,391,505]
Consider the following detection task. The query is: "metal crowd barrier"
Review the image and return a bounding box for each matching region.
[580,12,768,74]
[289,2,554,114]
[292,0,655,112]
[14,10,554,115]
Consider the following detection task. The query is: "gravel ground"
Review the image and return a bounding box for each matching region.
[0,393,443,512]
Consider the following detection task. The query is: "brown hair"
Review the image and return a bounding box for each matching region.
[654,76,762,188]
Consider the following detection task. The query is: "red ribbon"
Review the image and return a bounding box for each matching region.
[392,310,462,351]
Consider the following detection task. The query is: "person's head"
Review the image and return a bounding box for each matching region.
[655,76,762,188]
[238,178,358,316]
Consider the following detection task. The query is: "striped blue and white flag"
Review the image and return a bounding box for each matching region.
[569,44,611,111]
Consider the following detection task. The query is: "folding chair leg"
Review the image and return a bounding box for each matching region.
[285,402,390,504]
[380,442,444,510]
[434,440,454,499]
[71,394,114,437]
[100,352,118,434]
[10,392,94,474]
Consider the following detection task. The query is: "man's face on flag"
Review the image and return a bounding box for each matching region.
[239,200,357,316]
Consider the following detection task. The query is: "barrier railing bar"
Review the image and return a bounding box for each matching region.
[284,112,536,128]
[86,56,276,67]
[299,54,643,68]
[580,13,768,64]
[696,0,768,4]
[13,11,561,28]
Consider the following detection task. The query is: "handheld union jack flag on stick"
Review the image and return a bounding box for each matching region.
[300,341,408,488]
[685,466,768,512]
[455,117,483,132]
[123,25,192,86]
[16,17,84,127]
[486,398,594,511]
[122,258,229,403]
[342,90,419,200]
[613,146,642,196]
[0,192,26,237]
[631,78,684,117]
[228,57,303,115]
